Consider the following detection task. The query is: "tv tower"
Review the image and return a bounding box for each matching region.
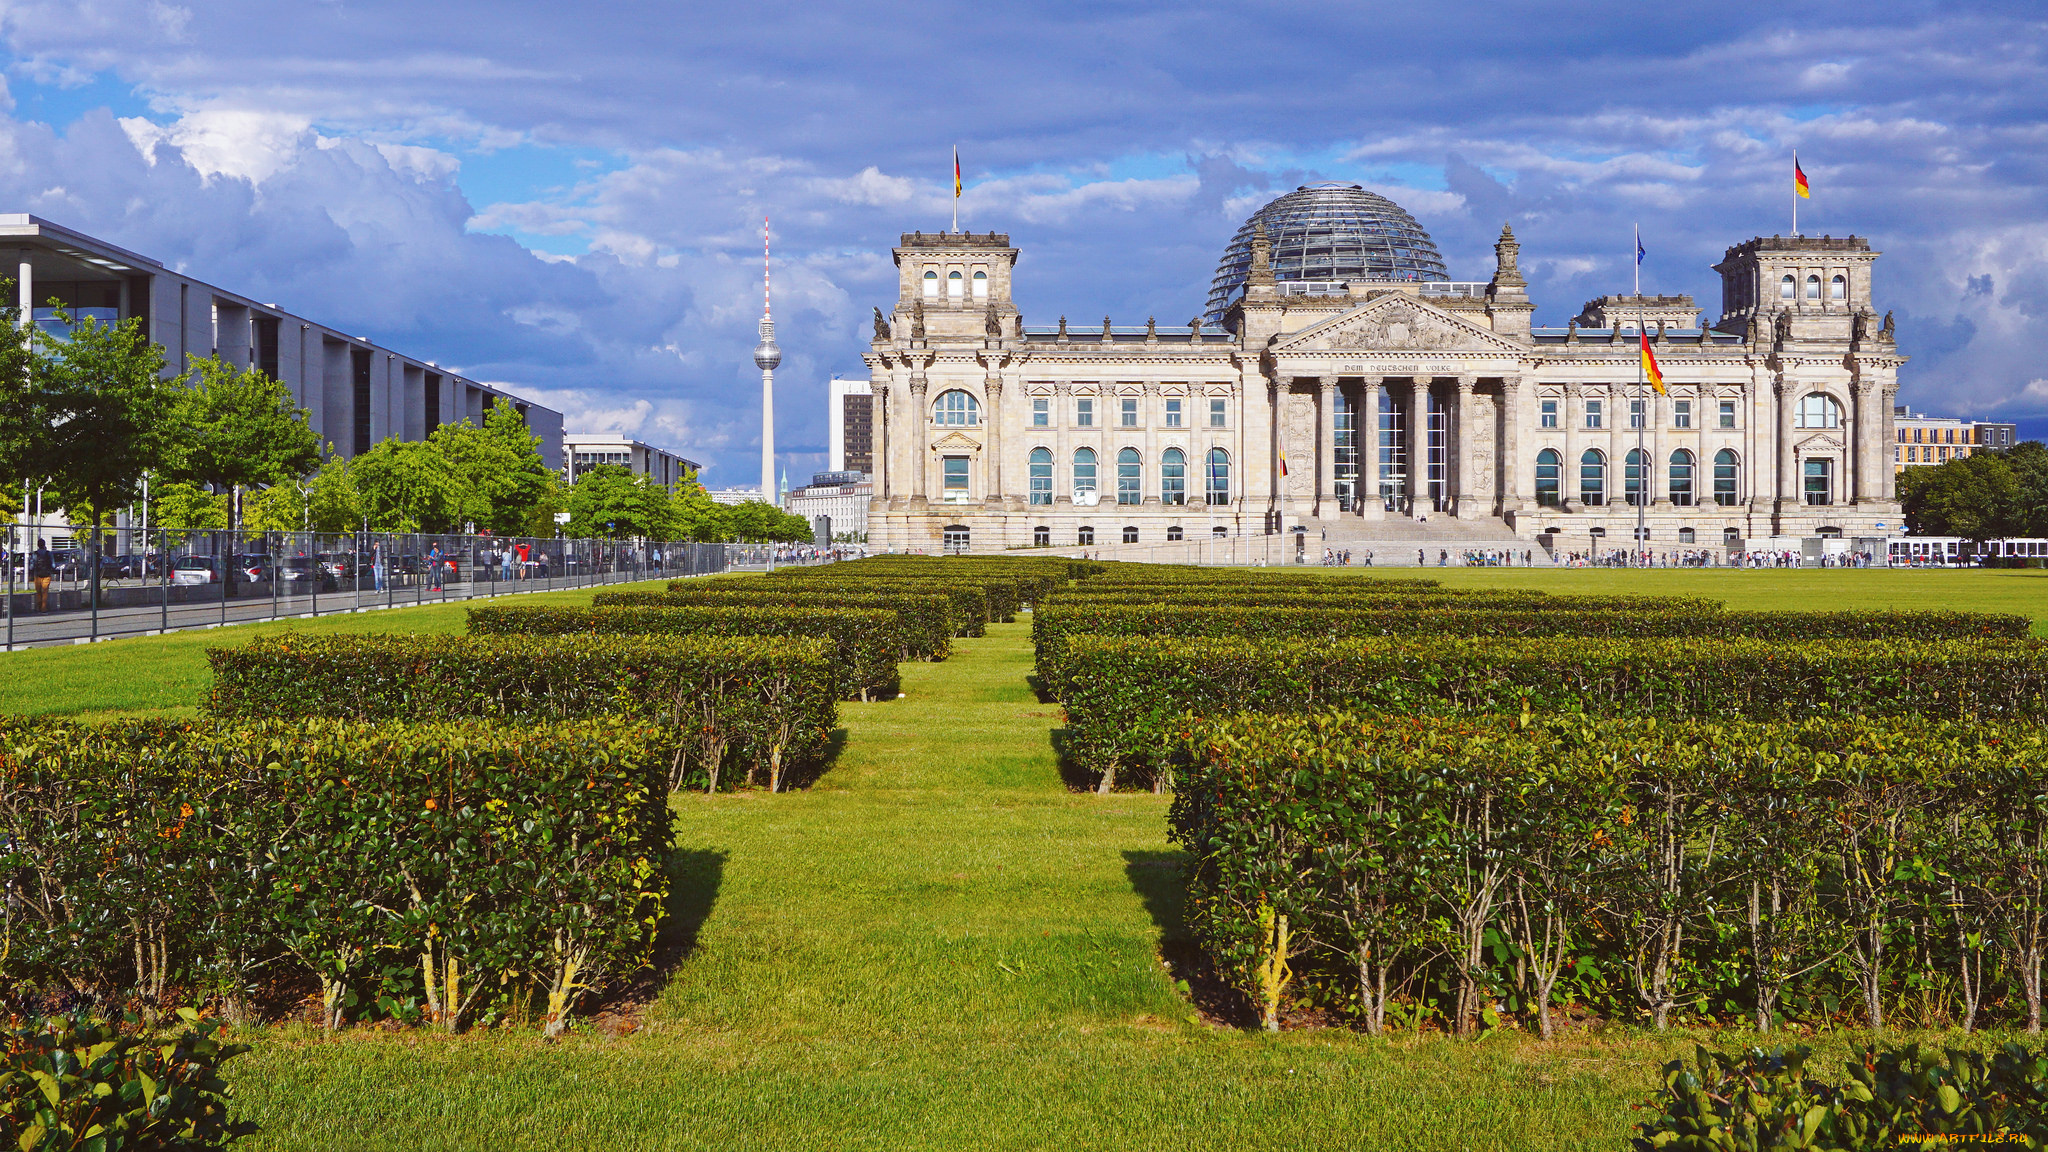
[752,216,781,499]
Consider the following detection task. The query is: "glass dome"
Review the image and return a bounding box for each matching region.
[1205,184,1450,323]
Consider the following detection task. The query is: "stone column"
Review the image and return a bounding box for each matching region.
[1316,375,1338,519]
[1649,386,1669,509]
[873,381,892,500]
[1776,380,1796,512]
[908,368,930,504]
[1453,375,1477,519]
[1851,376,1878,504]
[16,248,30,332]
[983,371,1004,506]
[1881,383,1901,502]
[1361,376,1386,517]
[1499,376,1523,513]
[1560,383,1580,512]
[1141,381,1160,507]
[1053,382,1072,506]
[1407,376,1431,515]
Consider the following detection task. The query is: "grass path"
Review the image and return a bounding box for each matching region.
[228,622,1679,1152]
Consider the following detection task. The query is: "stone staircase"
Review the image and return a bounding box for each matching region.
[1291,512,1536,565]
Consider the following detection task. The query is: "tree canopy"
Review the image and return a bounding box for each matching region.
[1900,442,2048,539]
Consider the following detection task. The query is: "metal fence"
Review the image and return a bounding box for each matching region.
[0,522,841,650]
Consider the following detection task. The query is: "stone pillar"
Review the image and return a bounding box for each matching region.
[909,369,930,504]
[1881,383,1901,502]
[16,249,30,332]
[1560,383,1580,513]
[1852,377,1878,504]
[1500,376,1523,513]
[1361,376,1386,517]
[1776,380,1796,512]
[1316,375,1338,519]
[873,381,892,500]
[1141,381,1160,507]
[1053,382,1072,506]
[1453,375,1477,519]
[1407,376,1431,515]
[983,371,1004,505]
[1649,386,1669,509]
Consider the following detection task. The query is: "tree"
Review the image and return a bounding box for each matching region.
[305,450,364,534]
[22,316,178,560]
[171,355,321,501]
[566,464,674,538]
[1900,453,2021,540]
[243,482,309,534]
[669,477,730,541]
[430,404,555,534]
[723,499,811,543]
[149,480,229,541]
[352,438,460,533]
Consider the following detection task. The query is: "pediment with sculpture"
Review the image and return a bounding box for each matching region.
[1270,295,1523,356]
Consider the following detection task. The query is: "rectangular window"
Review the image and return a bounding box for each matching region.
[942,455,971,503]
[1032,398,1049,427]
[1209,398,1227,427]
[1075,398,1093,427]
[1165,398,1183,427]
[1673,400,1692,429]
[1540,399,1558,428]
[1913,428,1923,443]
[1120,397,1138,427]
[1629,399,1645,430]
[1804,457,1832,505]
[1585,400,1604,429]
[1033,526,1050,547]
[1077,525,1094,546]
[1719,400,1737,429]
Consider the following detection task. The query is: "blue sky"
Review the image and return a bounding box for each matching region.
[1,0,2045,481]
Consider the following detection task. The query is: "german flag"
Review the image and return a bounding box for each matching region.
[1794,155,1810,199]
[1639,330,1667,395]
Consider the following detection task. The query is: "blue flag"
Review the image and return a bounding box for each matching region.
[1636,235,1646,265]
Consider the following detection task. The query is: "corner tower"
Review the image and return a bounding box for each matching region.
[891,231,1020,341]
[1713,234,1879,342]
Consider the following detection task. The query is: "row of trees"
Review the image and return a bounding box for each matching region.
[1900,441,2048,539]
[0,308,811,543]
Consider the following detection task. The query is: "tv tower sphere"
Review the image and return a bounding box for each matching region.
[753,321,781,370]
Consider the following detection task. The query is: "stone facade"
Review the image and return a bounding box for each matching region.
[862,223,1905,553]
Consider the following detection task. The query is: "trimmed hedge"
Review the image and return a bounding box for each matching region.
[1060,634,2048,789]
[468,603,898,701]
[1032,604,2029,688]
[1174,713,2048,1039]
[207,632,837,792]
[0,718,674,1035]
[778,573,1022,625]
[1,1012,257,1149]
[676,579,992,638]
[600,588,953,661]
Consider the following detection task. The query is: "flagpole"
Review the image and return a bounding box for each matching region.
[1635,224,1646,567]
[1792,150,1798,237]
[952,146,960,234]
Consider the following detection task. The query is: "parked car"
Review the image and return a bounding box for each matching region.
[171,556,223,585]
[277,555,330,590]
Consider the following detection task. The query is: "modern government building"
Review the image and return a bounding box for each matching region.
[857,185,1909,554]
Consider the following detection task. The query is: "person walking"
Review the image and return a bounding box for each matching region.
[30,538,54,611]
[427,542,445,592]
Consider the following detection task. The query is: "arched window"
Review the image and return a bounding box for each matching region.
[1028,447,1053,506]
[1072,447,1098,503]
[1534,448,1561,507]
[1077,525,1094,546]
[923,269,938,298]
[1580,448,1606,506]
[1624,447,1648,507]
[972,270,988,299]
[1780,275,1796,300]
[932,389,981,426]
[1830,274,1846,301]
[1796,393,1842,429]
[1669,449,1696,507]
[1166,524,1183,541]
[1122,525,1138,544]
[1805,274,1821,301]
[1117,447,1142,505]
[1161,447,1186,505]
[1205,448,1231,505]
[1714,449,1740,506]
[1678,527,1696,544]
[1032,525,1050,547]
[947,270,963,298]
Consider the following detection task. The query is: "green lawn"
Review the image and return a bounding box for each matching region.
[14,569,2048,1150]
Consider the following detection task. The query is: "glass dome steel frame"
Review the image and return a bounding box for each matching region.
[1206,183,1450,324]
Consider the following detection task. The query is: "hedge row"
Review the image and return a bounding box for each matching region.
[1032,605,2029,688]
[676,579,992,638]
[207,633,836,792]
[778,573,1022,625]
[1,1013,257,1149]
[1059,634,2048,790]
[469,603,898,701]
[0,718,673,1035]
[1174,713,2048,1038]
[601,588,953,661]
[1044,588,1725,614]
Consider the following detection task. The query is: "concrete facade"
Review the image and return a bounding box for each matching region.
[0,214,564,468]
[861,216,1907,553]
[828,375,874,475]
[563,432,701,490]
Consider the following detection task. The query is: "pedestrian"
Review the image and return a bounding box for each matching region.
[30,537,54,611]
[427,541,445,591]
[515,541,531,579]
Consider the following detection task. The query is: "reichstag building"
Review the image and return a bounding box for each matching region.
[860,184,1904,553]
